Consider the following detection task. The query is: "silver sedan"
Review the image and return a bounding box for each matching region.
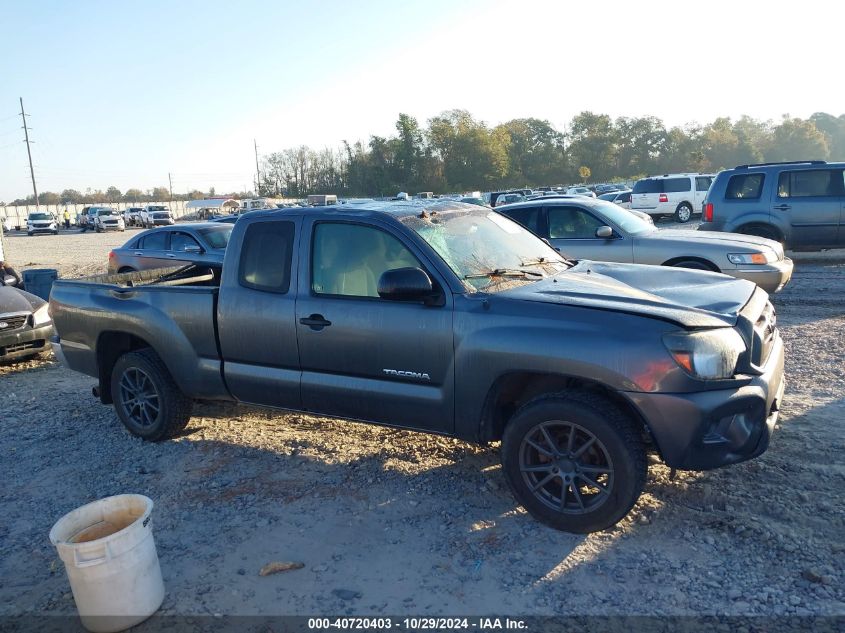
[497,198,793,293]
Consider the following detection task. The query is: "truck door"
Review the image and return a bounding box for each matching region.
[295,217,455,433]
[217,217,302,409]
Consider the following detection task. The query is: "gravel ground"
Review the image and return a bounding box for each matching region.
[0,224,843,621]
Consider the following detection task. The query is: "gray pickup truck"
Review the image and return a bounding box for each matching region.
[50,201,785,533]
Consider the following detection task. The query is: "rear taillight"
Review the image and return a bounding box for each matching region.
[108,250,115,259]
[703,203,714,222]
[659,193,668,203]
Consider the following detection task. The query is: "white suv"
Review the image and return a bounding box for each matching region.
[630,173,714,222]
[139,205,175,228]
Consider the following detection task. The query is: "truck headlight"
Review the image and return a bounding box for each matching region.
[727,251,776,265]
[32,303,51,326]
[663,329,746,380]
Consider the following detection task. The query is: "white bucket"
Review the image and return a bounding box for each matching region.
[49,494,165,633]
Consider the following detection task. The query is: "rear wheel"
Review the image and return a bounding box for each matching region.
[110,349,192,441]
[674,203,693,223]
[501,391,646,533]
[738,223,783,244]
[117,266,136,274]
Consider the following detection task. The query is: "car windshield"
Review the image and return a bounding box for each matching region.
[590,200,655,235]
[29,213,50,220]
[98,209,116,216]
[402,207,570,292]
[149,206,167,211]
[197,225,233,249]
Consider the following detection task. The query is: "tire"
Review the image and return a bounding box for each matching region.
[668,259,717,272]
[118,266,136,274]
[738,224,782,244]
[110,348,193,441]
[27,232,33,237]
[674,203,693,223]
[501,391,646,533]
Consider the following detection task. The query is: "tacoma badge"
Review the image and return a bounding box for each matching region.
[383,368,431,381]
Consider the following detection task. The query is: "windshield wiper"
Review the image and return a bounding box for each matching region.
[464,268,543,280]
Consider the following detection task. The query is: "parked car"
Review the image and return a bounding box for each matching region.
[565,187,596,198]
[598,189,633,209]
[631,173,714,223]
[26,212,59,236]
[107,222,233,273]
[699,160,845,251]
[123,207,144,227]
[496,197,792,293]
[139,205,175,228]
[0,285,53,361]
[52,200,784,534]
[93,208,125,233]
[79,206,115,232]
[490,192,526,207]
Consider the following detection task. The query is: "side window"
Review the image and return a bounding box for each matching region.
[499,207,543,236]
[696,176,713,191]
[140,231,168,250]
[312,223,420,298]
[238,220,294,294]
[548,206,604,239]
[778,169,844,198]
[170,232,201,252]
[725,173,765,200]
[664,177,692,193]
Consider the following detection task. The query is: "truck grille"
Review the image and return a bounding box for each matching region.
[0,314,28,331]
[751,302,776,368]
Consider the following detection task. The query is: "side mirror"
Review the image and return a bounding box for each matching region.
[596,225,614,238]
[378,267,434,301]
[184,244,203,254]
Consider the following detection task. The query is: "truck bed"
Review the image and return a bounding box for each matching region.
[50,265,230,401]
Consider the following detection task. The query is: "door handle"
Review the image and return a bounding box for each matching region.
[299,314,332,330]
[773,204,791,211]
[166,254,176,258]
[134,252,143,256]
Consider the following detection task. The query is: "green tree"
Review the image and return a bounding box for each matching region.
[105,186,122,202]
[123,188,144,202]
[497,118,568,186]
[764,116,829,162]
[567,112,616,182]
[151,186,171,201]
[61,189,83,203]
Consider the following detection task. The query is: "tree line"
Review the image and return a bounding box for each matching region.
[259,110,844,197]
[4,110,843,206]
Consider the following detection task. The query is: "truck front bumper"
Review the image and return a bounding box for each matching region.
[0,322,53,360]
[727,258,793,294]
[626,334,785,471]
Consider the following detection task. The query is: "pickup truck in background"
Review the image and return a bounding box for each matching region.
[49,201,785,533]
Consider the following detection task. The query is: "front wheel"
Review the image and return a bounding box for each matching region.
[501,391,646,533]
[110,348,193,441]
[674,203,693,223]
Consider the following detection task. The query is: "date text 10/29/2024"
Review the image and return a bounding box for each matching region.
[308,618,528,630]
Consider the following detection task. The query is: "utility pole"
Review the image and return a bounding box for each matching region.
[253,139,261,197]
[20,97,40,212]
[168,172,174,204]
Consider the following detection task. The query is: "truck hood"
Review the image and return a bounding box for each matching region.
[499,260,757,328]
[642,229,784,259]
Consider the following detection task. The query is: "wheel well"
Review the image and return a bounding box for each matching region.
[676,201,693,209]
[736,222,783,242]
[661,256,719,271]
[96,332,153,404]
[117,266,136,273]
[479,372,658,453]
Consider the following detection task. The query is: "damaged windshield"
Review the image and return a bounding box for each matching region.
[402,207,570,291]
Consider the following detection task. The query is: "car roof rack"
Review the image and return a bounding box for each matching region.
[735,160,826,169]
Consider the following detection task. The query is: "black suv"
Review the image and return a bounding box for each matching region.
[700,160,845,251]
